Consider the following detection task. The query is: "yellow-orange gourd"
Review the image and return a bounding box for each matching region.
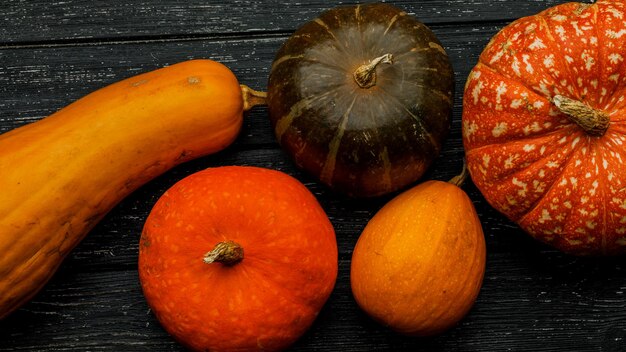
[350,174,486,336]
[0,59,265,319]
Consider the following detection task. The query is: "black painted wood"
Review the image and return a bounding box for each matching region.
[1,1,625,351]
[2,0,576,43]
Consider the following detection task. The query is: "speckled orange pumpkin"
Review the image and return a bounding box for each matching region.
[138,166,338,352]
[463,0,626,255]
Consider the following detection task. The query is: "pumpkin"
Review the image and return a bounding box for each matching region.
[0,59,266,319]
[462,0,626,255]
[350,169,486,336]
[139,166,338,352]
[267,3,454,197]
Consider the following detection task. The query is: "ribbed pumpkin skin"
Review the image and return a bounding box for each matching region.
[463,0,626,255]
[267,3,454,198]
[350,180,486,336]
[0,60,244,319]
[139,166,338,352]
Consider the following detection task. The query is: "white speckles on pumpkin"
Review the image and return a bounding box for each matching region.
[512,178,528,197]
[569,23,585,37]
[543,55,556,68]
[511,57,522,77]
[539,209,552,223]
[523,122,543,135]
[504,154,520,169]
[582,51,596,71]
[482,155,491,168]
[492,122,508,137]
[537,82,551,97]
[533,180,547,193]
[567,238,584,246]
[471,80,484,105]
[522,55,534,74]
[586,220,597,230]
[608,53,624,64]
[506,195,518,206]
[495,81,509,110]
[489,49,506,65]
[463,120,479,139]
[606,7,624,19]
[529,38,547,50]
[511,99,524,109]
[547,160,560,168]
[606,29,626,39]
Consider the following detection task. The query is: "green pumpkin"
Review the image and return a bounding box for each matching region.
[267,3,454,197]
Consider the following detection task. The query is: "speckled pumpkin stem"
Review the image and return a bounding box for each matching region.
[203,241,244,266]
[449,161,469,187]
[353,54,393,89]
[241,85,267,111]
[553,95,609,137]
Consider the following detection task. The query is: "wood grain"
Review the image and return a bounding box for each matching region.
[1,0,624,351]
[1,0,581,44]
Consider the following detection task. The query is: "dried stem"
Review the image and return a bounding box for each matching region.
[203,241,244,266]
[353,54,393,89]
[241,85,267,112]
[553,95,609,137]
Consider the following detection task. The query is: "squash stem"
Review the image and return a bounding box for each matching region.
[449,160,469,187]
[241,85,267,112]
[553,95,609,137]
[203,240,244,266]
[353,54,393,89]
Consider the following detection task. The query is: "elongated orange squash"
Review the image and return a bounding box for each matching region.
[0,59,265,319]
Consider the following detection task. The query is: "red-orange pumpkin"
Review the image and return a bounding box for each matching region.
[138,166,338,352]
[463,0,626,255]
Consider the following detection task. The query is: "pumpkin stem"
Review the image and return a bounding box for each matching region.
[203,240,244,266]
[353,54,393,89]
[553,95,609,137]
[241,85,267,112]
[449,160,469,187]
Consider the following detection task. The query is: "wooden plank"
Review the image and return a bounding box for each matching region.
[0,256,624,351]
[0,0,576,44]
[1,3,625,351]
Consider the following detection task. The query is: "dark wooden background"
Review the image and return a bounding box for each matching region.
[1,1,625,351]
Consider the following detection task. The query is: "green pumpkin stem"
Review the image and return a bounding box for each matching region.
[449,160,469,187]
[553,95,609,137]
[203,241,244,266]
[353,54,393,89]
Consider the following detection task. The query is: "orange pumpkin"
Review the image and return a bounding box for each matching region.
[138,166,338,352]
[350,172,486,336]
[463,0,626,255]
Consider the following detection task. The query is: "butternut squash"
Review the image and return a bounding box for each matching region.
[0,59,265,319]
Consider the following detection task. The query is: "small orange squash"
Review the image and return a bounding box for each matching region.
[0,59,266,319]
[350,171,486,336]
[139,166,338,352]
